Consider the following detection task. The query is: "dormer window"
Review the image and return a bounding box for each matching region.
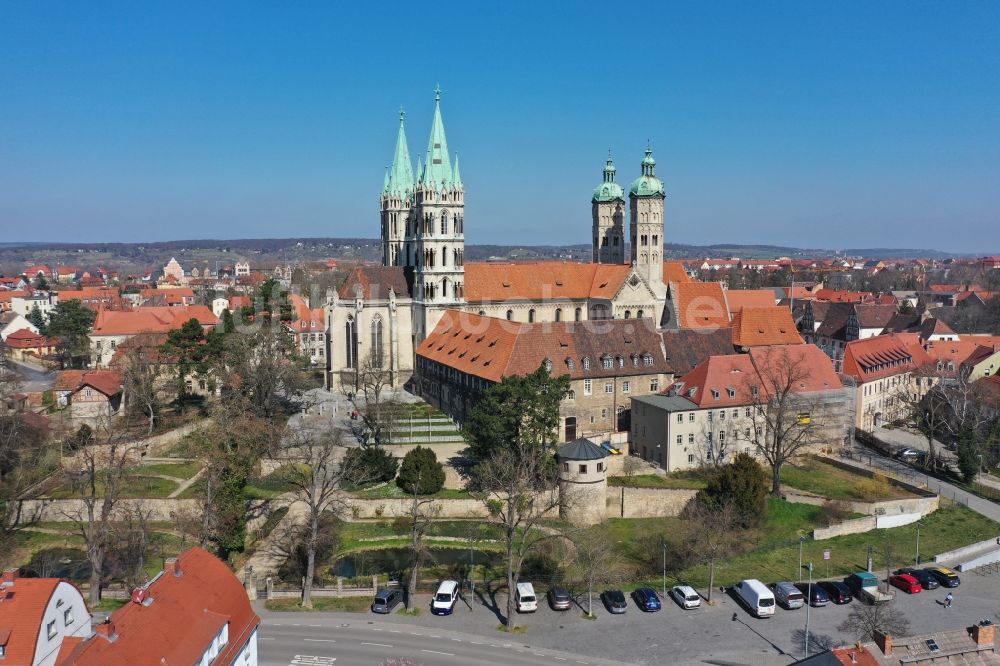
[583,357,591,370]
[642,353,653,366]
[711,389,720,400]
[602,356,613,370]
[727,388,736,398]
[543,359,553,372]
[566,357,575,370]
[616,356,624,368]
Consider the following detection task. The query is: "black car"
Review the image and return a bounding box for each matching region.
[601,590,628,614]
[925,567,961,588]
[371,588,403,614]
[896,568,939,590]
[818,581,853,604]
[795,583,829,607]
[548,586,572,611]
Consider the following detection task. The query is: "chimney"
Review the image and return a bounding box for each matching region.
[94,620,116,640]
[164,558,181,577]
[1,569,18,585]
[874,630,893,656]
[972,622,995,646]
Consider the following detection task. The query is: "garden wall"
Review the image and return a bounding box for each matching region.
[935,536,1000,563]
[782,490,939,517]
[812,512,922,540]
[334,491,560,521]
[607,487,697,519]
[15,498,202,524]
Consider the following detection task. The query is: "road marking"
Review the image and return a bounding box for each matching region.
[451,638,462,642]
[303,638,337,643]
[429,635,440,638]
[309,624,322,627]
[259,637,275,641]
[361,642,394,648]
[390,630,401,633]
[555,658,566,661]
[421,650,455,656]
[471,641,483,645]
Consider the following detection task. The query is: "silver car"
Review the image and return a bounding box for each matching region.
[771,581,804,610]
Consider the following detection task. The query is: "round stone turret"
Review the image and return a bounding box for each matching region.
[557,438,609,526]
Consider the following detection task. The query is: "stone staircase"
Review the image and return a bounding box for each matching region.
[383,414,465,445]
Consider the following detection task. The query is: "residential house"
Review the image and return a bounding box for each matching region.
[234,261,250,276]
[11,292,60,321]
[415,310,674,441]
[0,290,29,313]
[840,333,934,430]
[162,257,184,283]
[55,267,81,284]
[89,305,218,367]
[285,295,326,364]
[725,289,777,316]
[0,276,28,290]
[66,370,123,421]
[23,265,54,281]
[3,329,58,362]
[56,548,260,666]
[56,287,124,311]
[0,312,38,341]
[630,344,850,471]
[0,569,92,666]
[795,623,999,665]
[962,344,1000,381]
[803,302,898,371]
[730,306,804,349]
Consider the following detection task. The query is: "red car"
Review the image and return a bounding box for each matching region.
[889,573,922,594]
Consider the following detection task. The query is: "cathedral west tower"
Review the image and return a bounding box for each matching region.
[591,153,626,264]
[629,146,666,297]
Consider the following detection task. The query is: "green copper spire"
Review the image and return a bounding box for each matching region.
[415,155,423,183]
[423,84,453,187]
[386,107,414,195]
[452,153,462,187]
[629,145,665,197]
[383,166,390,192]
[593,151,625,202]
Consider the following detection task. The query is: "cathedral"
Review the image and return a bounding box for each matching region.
[324,89,690,390]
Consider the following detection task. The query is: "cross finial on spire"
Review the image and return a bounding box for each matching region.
[399,106,405,123]
[434,83,442,101]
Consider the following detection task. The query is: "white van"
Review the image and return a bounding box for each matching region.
[514,582,537,613]
[733,579,776,618]
[431,580,460,615]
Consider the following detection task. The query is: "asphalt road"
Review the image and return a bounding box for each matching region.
[257,614,635,666]
[4,357,55,392]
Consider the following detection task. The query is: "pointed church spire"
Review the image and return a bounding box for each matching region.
[386,107,414,195]
[383,166,390,192]
[452,154,462,188]
[424,85,453,186]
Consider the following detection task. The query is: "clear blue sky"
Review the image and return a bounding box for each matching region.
[2,1,998,253]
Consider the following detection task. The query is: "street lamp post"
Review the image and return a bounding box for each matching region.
[798,536,805,583]
[469,535,475,612]
[804,562,813,657]
[662,540,667,597]
[915,522,921,565]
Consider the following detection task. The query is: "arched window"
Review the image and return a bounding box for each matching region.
[442,277,449,299]
[528,309,536,323]
[566,357,575,370]
[616,355,624,368]
[582,357,591,370]
[441,211,449,235]
[370,316,384,368]
[574,307,582,321]
[506,310,513,321]
[555,308,562,322]
[543,358,552,373]
[478,310,485,316]
[624,310,631,319]
[345,316,358,369]
[637,309,644,319]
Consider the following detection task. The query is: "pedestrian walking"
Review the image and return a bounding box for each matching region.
[944,592,953,609]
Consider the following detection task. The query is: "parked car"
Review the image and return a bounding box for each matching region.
[371,588,403,614]
[795,583,829,607]
[770,582,804,610]
[633,587,661,612]
[670,585,702,610]
[431,580,460,615]
[514,582,538,613]
[896,447,921,460]
[925,567,961,588]
[896,568,939,590]
[547,586,572,611]
[601,590,628,614]
[818,581,852,604]
[733,579,776,618]
[889,573,922,594]
[845,571,894,604]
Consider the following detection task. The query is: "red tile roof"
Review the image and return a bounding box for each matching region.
[417,310,671,383]
[672,282,730,329]
[3,328,56,349]
[924,339,982,376]
[731,306,804,347]
[725,289,776,315]
[60,548,260,666]
[91,306,217,336]
[0,574,62,666]
[841,333,931,382]
[72,370,123,397]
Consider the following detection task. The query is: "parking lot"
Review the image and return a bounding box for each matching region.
[293,571,1000,665]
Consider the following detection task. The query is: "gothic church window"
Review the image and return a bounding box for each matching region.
[345,316,358,370]
[371,316,384,368]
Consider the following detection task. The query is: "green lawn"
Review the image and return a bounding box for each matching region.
[351,483,473,500]
[607,474,706,490]
[140,462,203,479]
[47,475,179,499]
[244,465,300,499]
[338,520,501,552]
[780,457,915,501]
[674,502,999,589]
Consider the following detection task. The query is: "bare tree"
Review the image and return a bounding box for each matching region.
[746,346,824,496]
[474,445,563,630]
[277,427,362,608]
[64,418,137,605]
[399,471,440,610]
[220,326,308,420]
[111,503,155,590]
[340,351,401,446]
[680,501,741,603]
[838,599,910,642]
[574,533,615,618]
[116,333,164,435]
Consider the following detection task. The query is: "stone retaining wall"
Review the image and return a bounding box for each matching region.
[333,491,560,521]
[15,498,202,524]
[812,512,923,540]
[935,536,1000,563]
[782,490,939,517]
[606,486,698,519]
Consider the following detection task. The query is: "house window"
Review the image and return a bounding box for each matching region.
[583,358,591,370]
[622,381,630,393]
[711,389,720,400]
[604,382,613,394]
[555,308,562,322]
[64,608,74,626]
[707,412,713,422]
[528,309,536,323]
[544,359,553,372]
[688,454,695,463]
[745,407,751,417]
[676,434,682,444]
[579,464,588,474]
[575,307,582,321]
[47,620,57,640]
[566,358,575,370]
[602,356,613,369]
[688,434,694,444]
[650,379,658,391]
[566,390,575,400]
[643,353,653,366]
[597,462,604,472]
[601,408,608,418]
[688,413,694,422]
[720,410,726,420]
[563,462,569,471]
[676,413,683,423]
[584,379,592,395]
[506,310,513,321]
[732,409,739,418]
